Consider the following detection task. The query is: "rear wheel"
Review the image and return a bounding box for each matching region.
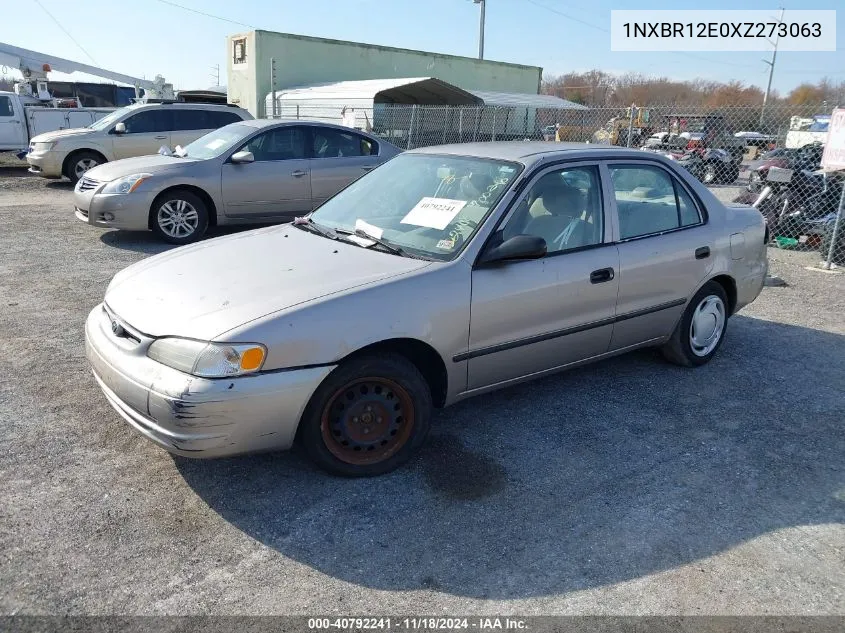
[297,354,432,477]
[64,151,103,184]
[150,189,208,245]
[662,281,729,367]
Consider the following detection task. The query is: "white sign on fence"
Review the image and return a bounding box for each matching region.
[821,108,845,172]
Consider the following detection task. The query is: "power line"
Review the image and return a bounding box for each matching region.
[152,0,256,29]
[31,0,99,66]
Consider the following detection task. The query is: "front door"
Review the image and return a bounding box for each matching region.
[111,109,172,159]
[605,162,714,350]
[221,125,311,218]
[309,126,382,208]
[0,95,26,149]
[467,163,620,390]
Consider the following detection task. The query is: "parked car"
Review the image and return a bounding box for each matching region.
[27,101,253,183]
[644,146,739,184]
[74,119,401,244]
[85,142,767,476]
[747,144,823,191]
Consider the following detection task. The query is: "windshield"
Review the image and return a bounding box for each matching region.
[88,106,136,131]
[177,124,253,160]
[309,153,522,260]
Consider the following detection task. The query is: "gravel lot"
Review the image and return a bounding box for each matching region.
[0,166,843,616]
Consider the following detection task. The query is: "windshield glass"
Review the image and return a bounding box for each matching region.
[88,106,136,131]
[309,153,522,260]
[178,124,252,160]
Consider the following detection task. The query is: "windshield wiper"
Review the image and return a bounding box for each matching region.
[292,216,339,240]
[334,227,407,256]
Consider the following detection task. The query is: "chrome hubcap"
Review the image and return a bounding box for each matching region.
[157,200,199,238]
[689,295,726,357]
[75,158,98,178]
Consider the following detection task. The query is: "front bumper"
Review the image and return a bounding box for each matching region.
[74,180,156,231]
[26,150,66,178]
[84,304,335,457]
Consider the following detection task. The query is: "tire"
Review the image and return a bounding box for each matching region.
[661,281,729,367]
[297,353,433,477]
[150,189,209,245]
[719,164,739,185]
[702,162,718,184]
[64,151,103,184]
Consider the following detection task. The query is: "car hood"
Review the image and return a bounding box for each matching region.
[104,225,432,340]
[84,155,198,181]
[31,127,95,143]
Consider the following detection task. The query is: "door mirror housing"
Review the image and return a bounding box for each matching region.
[113,122,126,135]
[478,234,547,265]
[230,150,255,164]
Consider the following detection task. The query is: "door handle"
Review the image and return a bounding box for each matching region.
[291,170,308,177]
[590,267,615,284]
[695,246,711,259]
[154,135,168,140]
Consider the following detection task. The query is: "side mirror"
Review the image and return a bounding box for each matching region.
[479,234,547,266]
[113,122,126,135]
[230,150,254,164]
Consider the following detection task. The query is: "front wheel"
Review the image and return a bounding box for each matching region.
[64,151,103,184]
[150,190,209,245]
[297,354,433,477]
[662,281,729,367]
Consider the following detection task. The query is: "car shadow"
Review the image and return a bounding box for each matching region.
[99,223,277,255]
[175,315,845,599]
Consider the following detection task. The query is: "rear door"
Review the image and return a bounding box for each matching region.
[111,109,172,159]
[220,125,311,218]
[604,161,714,350]
[0,95,27,149]
[308,126,383,208]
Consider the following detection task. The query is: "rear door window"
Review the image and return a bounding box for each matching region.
[123,110,173,134]
[172,109,210,131]
[312,127,377,158]
[206,110,244,128]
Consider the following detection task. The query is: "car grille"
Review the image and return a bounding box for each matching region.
[77,177,99,192]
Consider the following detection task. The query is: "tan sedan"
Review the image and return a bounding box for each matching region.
[85,142,768,476]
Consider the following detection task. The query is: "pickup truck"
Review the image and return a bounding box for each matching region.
[0,90,113,158]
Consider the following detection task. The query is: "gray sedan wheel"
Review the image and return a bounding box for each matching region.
[662,281,729,367]
[150,190,209,245]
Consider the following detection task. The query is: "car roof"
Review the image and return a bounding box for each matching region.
[235,118,385,137]
[406,141,664,166]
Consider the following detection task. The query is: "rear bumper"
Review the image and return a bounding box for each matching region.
[85,304,335,457]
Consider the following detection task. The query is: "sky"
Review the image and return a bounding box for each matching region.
[0,0,843,95]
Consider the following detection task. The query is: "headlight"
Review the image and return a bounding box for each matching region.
[33,141,57,151]
[102,173,152,194]
[147,338,267,377]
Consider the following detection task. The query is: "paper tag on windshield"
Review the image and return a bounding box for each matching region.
[354,218,383,239]
[206,139,227,150]
[401,197,467,230]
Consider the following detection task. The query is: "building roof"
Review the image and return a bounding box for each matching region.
[273,77,587,109]
[250,30,543,73]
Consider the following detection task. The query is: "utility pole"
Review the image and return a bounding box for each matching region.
[473,0,485,60]
[760,7,785,127]
[210,64,220,87]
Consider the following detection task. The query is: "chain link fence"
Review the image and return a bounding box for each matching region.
[270,101,844,269]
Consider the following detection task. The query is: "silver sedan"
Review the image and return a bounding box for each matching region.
[73,119,401,244]
[85,142,768,476]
